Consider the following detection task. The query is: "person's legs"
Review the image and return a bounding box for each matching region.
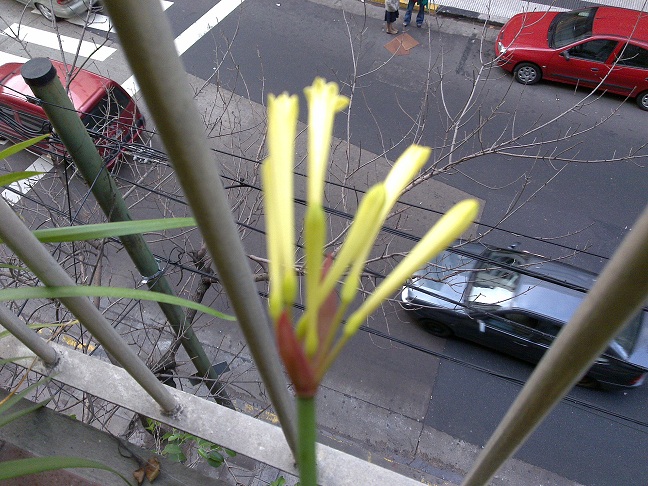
[403,0,414,26]
[416,0,425,26]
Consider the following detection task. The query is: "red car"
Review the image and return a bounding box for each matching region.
[495,6,648,110]
[0,59,145,168]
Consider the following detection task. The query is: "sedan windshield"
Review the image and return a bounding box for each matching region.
[615,313,644,357]
[467,251,527,306]
[549,7,597,48]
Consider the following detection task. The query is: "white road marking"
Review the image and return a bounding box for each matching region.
[5,24,116,61]
[0,52,28,64]
[122,0,244,96]
[2,0,242,203]
[1,156,53,204]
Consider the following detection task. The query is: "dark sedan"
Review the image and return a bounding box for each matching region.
[400,243,648,389]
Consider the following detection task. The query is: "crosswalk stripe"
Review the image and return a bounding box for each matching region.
[122,0,245,96]
[1,0,229,203]
[0,52,28,64]
[5,23,116,61]
[1,157,53,204]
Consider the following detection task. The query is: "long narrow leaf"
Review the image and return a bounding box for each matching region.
[0,172,45,187]
[0,134,50,160]
[0,456,132,484]
[0,400,51,428]
[0,286,235,321]
[0,381,52,413]
[30,217,197,243]
[0,263,27,271]
[0,322,75,340]
[0,218,197,245]
[0,357,32,365]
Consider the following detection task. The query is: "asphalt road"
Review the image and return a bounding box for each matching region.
[171,1,648,485]
[1,1,647,485]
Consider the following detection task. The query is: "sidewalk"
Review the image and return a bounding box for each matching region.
[404,0,648,26]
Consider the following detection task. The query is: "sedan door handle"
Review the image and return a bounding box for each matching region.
[591,68,599,72]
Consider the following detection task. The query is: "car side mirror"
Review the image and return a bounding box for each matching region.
[478,320,486,333]
[560,50,571,60]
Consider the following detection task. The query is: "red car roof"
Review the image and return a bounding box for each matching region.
[0,59,113,112]
[592,7,648,42]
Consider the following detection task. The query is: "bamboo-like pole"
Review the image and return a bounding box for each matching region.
[0,199,178,413]
[462,203,648,486]
[21,58,234,408]
[101,0,297,453]
[0,304,58,365]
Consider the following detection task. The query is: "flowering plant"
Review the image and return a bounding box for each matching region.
[261,78,478,485]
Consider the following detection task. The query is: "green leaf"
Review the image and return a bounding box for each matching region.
[162,443,183,455]
[0,171,45,187]
[207,450,224,463]
[0,357,32,365]
[162,443,185,462]
[0,456,132,484]
[0,286,235,322]
[270,478,286,486]
[22,217,197,244]
[0,380,52,416]
[225,448,237,457]
[165,432,185,443]
[0,134,50,161]
[206,456,224,468]
[0,322,74,340]
[0,262,28,271]
[196,438,215,450]
[0,400,51,428]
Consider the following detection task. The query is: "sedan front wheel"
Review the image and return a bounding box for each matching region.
[35,3,56,21]
[513,62,542,85]
[420,319,453,338]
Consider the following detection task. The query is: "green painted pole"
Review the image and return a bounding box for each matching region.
[21,58,233,408]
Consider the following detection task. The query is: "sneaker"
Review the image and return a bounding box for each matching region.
[416,23,422,27]
[403,22,409,27]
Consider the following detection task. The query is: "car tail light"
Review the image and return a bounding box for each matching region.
[57,0,72,5]
[629,373,645,387]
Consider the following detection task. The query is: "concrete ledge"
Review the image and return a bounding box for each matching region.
[0,333,422,485]
[0,389,222,486]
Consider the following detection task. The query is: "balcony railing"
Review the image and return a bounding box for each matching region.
[1,1,647,485]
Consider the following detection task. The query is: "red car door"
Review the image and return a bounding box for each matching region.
[546,38,618,89]
[605,42,648,97]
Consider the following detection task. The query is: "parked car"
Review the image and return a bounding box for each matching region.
[12,0,101,21]
[0,59,145,169]
[400,242,648,389]
[494,6,648,110]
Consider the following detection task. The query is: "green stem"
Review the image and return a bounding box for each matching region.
[297,396,317,486]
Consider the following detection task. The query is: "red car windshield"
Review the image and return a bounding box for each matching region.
[549,7,597,48]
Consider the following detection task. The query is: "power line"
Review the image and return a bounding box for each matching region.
[1,81,614,261]
[4,160,647,433]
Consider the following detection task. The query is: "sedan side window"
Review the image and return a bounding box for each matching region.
[617,43,648,69]
[568,39,618,62]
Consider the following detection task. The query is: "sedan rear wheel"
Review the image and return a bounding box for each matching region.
[420,319,453,338]
[35,3,56,21]
[636,91,648,111]
[513,62,542,85]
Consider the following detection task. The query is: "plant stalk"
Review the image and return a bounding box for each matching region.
[297,396,317,486]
